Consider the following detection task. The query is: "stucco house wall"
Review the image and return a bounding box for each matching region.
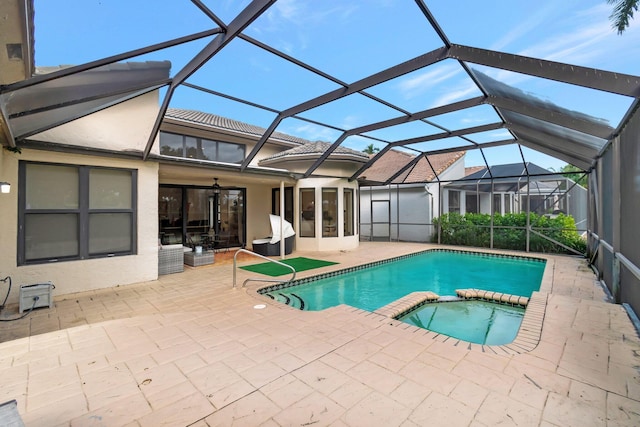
[0,91,164,305]
[31,92,161,153]
[294,177,360,252]
[0,148,160,303]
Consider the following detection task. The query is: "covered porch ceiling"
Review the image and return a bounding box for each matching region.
[1,0,639,182]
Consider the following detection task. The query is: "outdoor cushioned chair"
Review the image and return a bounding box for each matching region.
[252,214,295,256]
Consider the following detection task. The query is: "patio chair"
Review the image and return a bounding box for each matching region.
[252,214,295,256]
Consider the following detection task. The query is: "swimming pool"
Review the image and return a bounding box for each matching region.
[259,249,545,312]
[398,300,525,345]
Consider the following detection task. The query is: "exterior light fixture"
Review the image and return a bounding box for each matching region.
[212,177,221,195]
[0,182,10,194]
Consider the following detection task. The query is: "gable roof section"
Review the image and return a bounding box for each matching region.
[360,149,465,185]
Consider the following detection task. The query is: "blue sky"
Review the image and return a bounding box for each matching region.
[34,0,638,170]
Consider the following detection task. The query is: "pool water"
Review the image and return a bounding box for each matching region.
[398,300,525,345]
[262,250,545,312]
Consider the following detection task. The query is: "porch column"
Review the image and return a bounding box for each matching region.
[280,181,285,259]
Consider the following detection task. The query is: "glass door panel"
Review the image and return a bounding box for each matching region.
[159,187,183,245]
[219,189,245,247]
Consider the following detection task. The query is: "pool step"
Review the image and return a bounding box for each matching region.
[455,288,529,307]
[374,291,440,318]
[265,292,306,310]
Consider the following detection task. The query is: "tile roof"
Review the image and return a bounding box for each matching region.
[360,149,466,184]
[465,166,485,176]
[464,162,556,180]
[165,108,369,164]
[259,141,369,165]
[165,108,310,146]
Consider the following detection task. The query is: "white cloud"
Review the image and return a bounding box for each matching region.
[273,0,300,20]
[397,64,461,99]
[461,117,490,125]
[488,3,639,86]
[343,134,378,151]
[254,1,359,55]
[340,115,364,129]
[430,81,479,108]
[287,123,341,142]
[490,2,559,51]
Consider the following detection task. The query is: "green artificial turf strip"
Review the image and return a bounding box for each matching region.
[239,257,338,276]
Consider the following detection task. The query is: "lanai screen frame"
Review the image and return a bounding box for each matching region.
[1,0,640,313]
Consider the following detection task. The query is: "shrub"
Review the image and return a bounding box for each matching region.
[432,212,586,255]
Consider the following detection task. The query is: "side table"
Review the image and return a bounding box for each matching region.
[184,250,215,267]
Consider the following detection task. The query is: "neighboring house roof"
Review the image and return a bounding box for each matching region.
[360,149,465,184]
[465,166,485,176]
[464,162,558,180]
[259,141,369,165]
[451,162,567,193]
[165,108,309,147]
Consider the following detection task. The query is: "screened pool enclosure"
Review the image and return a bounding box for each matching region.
[1,0,639,314]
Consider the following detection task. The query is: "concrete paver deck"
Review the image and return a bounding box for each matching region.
[0,242,638,426]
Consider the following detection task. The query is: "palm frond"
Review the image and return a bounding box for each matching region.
[607,0,639,34]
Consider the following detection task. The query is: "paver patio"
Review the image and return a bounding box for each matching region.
[0,242,638,426]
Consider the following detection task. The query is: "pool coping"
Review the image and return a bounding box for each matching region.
[370,289,545,354]
[321,291,547,355]
[250,247,552,355]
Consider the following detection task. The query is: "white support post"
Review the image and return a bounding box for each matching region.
[280,181,285,259]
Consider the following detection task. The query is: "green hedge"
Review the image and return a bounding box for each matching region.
[432,212,586,255]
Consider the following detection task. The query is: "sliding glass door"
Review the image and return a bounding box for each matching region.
[219,189,245,247]
[159,186,246,249]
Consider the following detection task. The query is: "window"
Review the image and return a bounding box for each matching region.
[159,187,183,245]
[299,188,315,237]
[19,162,137,264]
[160,132,245,163]
[322,188,338,238]
[448,190,460,213]
[493,194,502,215]
[186,188,210,239]
[160,185,246,248]
[344,188,354,236]
[218,189,245,248]
[272,187,293,225]
[465,192,478,214]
